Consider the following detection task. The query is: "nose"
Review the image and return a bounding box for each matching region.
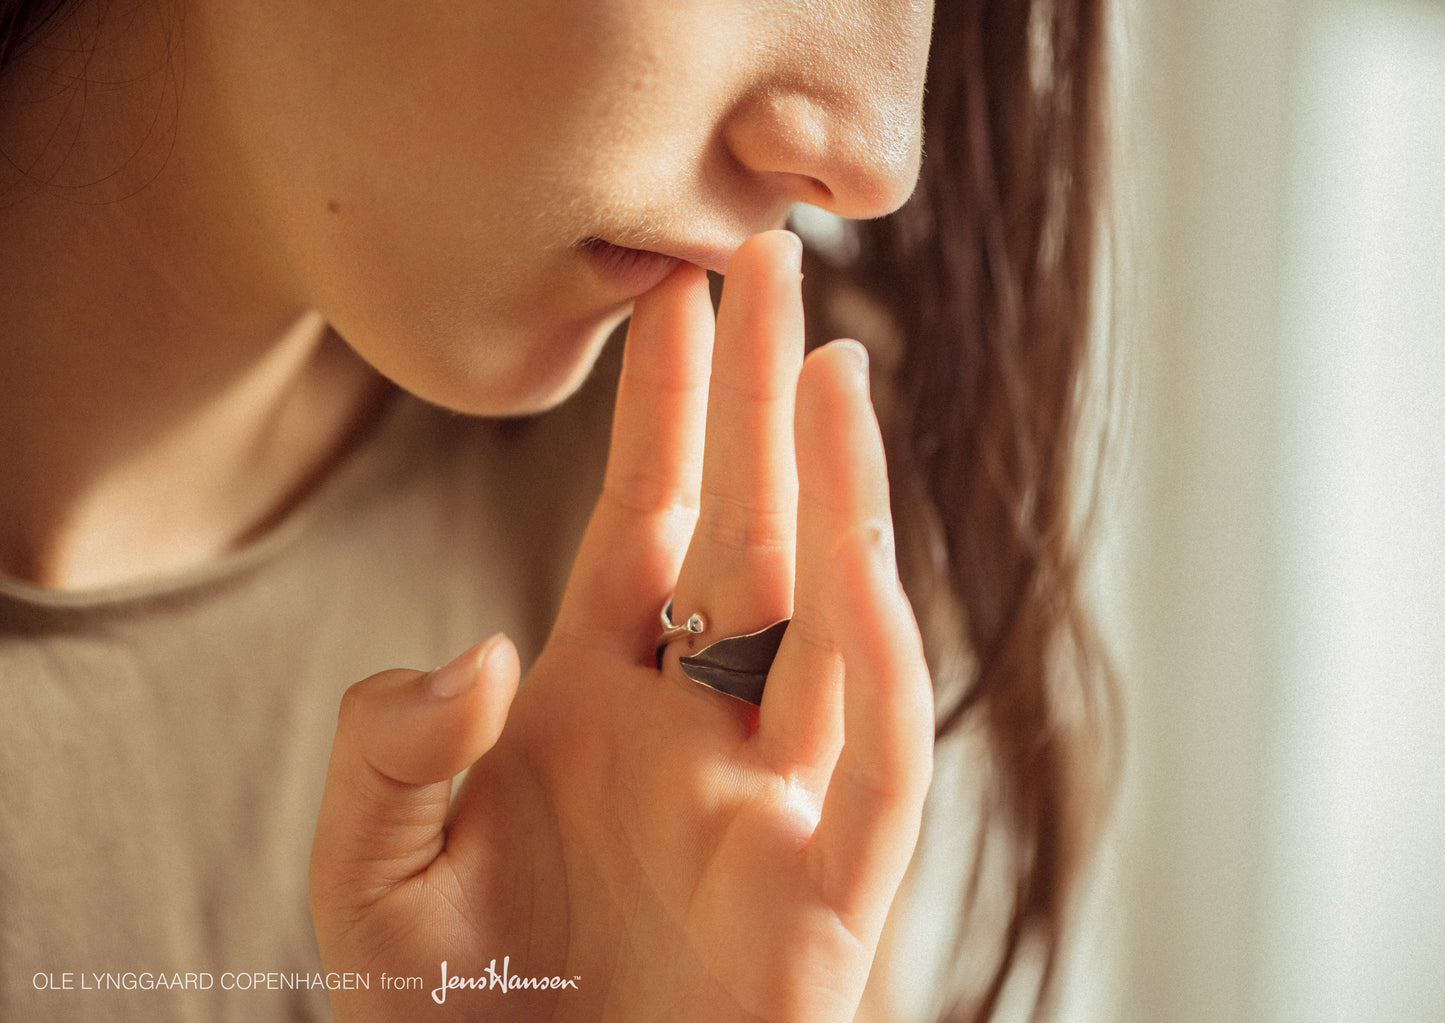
[722,0,933,220]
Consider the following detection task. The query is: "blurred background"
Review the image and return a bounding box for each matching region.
[1084,0,1445,1019]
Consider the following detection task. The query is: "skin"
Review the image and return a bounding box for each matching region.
[312,237,936,1021]
[0,0,930,586]
[1,0,936,1017]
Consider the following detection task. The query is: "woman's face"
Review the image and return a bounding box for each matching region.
[183,0,932,414]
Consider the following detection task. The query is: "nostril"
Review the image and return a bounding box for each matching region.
[804,176,834,208]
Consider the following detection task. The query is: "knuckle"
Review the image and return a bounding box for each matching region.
[710,373,793,408]
[782,601,837,657]
[697,492,793,554]
[842,761,912,810]
[602,469,698,518]
[844,736,932,808]
[797,489,853,527]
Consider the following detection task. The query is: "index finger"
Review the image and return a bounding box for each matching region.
[557,263,715,653]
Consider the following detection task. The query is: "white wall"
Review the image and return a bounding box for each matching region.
[1108,1,1445,1020]
[1263,4,1445,1018]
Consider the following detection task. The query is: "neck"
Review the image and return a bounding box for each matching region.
[0,10,387,590]
[0,190,388,591]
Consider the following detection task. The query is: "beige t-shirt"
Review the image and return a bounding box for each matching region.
[0,340,979,1023]
[0,367,611,1021]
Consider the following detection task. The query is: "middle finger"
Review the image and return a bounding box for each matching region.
[664,230,804,683]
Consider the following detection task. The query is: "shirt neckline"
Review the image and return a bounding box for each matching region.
[0,386,411,614]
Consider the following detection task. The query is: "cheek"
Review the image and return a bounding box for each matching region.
[184,0,714,412]
[190,2,594,269]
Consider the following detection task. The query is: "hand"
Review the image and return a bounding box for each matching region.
[309,231,934,1022]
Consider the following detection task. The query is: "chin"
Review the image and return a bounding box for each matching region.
[360,310,628,418]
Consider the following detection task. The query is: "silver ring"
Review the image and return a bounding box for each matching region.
[657,597,706,648]
[655,596,789,707]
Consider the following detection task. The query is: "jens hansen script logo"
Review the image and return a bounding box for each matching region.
[431,959,580,1004]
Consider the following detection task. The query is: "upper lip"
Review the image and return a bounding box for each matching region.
[583,235,753,277]
[650,241,740,276]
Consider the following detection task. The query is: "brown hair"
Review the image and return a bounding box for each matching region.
[816,0,1117,1018]
[0,0,67,72]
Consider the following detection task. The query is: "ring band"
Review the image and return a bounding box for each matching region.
[655,597,789,706]
[657,598,706,648]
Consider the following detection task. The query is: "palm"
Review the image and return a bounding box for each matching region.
[310,233,933,1023]
[491,640,853,1021]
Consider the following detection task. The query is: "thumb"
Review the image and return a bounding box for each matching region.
[310,634,520,918]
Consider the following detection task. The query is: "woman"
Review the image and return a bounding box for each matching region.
[0,0,1111,1020]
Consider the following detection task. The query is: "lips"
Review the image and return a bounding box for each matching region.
[578,237,683,296]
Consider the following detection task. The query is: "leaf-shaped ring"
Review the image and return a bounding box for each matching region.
[655,597,790,706]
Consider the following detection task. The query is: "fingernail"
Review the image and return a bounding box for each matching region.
[426,636,497,699]
[779,230,803,273]
[836,338,869,380]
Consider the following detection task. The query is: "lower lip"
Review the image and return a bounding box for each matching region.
[579,238,682,296]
